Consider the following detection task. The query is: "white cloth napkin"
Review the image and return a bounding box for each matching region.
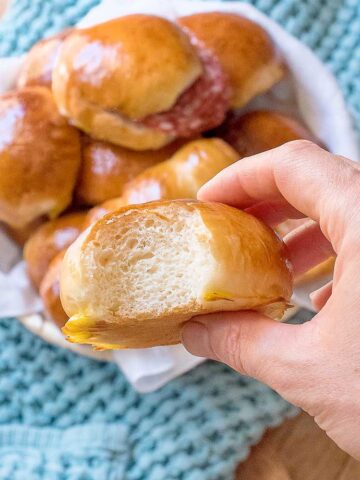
[0,0,358,393]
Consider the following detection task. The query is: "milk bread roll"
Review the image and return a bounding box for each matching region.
[17,30,71,88]
[24,211,87,288]
[83,138,239,226]
[61,200,293,349]
[121,138,239,205]
[52,15,230,149]
[178,12,285,108]
[0,87,81,228]
[217,110,318,156]
[76,138,190,205]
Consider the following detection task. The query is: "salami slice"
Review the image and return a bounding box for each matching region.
[141,39,231,137]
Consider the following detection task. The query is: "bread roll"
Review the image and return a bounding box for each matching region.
[76,138,189,206]
[217,110,317,156]
[52,15,202,149]
[40,250,68,328]
[0,87,81,228]
[121,138,239,204]
[61,200,293,349]
[178,12,285,108]
[83,138,239,227]
[17,30,71,89]
[24,211,86,289]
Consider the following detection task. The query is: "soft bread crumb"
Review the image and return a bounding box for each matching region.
[82,204,213,320]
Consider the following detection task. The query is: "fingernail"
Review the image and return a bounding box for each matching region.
[181,321,212,358]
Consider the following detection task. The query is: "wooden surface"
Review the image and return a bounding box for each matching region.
[236,412,360,479]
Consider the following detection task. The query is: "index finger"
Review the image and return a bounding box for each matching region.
[198,140,359,250]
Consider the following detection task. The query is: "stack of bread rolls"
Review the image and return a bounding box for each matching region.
[0,12,331,348]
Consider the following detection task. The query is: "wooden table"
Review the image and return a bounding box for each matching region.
[236,413,360,479]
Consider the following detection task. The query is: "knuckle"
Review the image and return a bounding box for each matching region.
[324,158,360,239]
[341,162,360,199]
[271,140,324,179]
[281,139,322,155]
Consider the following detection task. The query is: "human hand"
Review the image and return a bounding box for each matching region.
[181,140,360,459]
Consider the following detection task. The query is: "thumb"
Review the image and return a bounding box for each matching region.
[181,311,315,392]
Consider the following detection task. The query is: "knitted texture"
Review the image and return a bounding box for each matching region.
[0,0,358,478]
[0,317,297,480]
[0,424,129,480]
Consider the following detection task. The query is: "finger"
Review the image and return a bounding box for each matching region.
[198,141,358,250]
[181,311,316,395]
[310,281,333,311]
[284,221,335,277]
[245,199,304,227]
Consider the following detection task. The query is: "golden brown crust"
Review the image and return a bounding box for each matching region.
[217,110,318,157]
[0,87,81,228]
[40,250,68,328]
[82,138,238,227]
[24,211,86,289]
[197,202,293,307]
[61,200,293,349]
[76,137,189,205]
[178,12,285,108]
[55,99,174,151]
[121,138,239,204]
[52,15,202,148]
[17,30,71,89]
[63,311,194,350]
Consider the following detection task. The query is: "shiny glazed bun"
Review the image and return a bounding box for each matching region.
[217,110,317,156]
[121,138,239,205]
[61,200,293,349]
[0,87,81,228]
[76,138,189,206]
[178,12,285,108]
[82,138,239,227]
[17,30,71,89]
[24,211,87,288]
[52,15,230,150]
[40,250,68,328]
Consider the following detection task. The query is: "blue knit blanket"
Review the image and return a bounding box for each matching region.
[0,1,359,478]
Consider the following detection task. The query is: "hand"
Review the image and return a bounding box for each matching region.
[181,140,360,459]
